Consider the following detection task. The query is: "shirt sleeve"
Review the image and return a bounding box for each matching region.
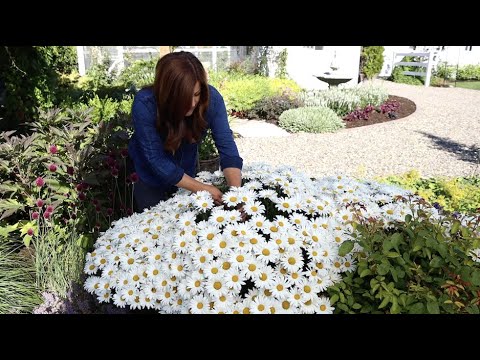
[131,94,185,186]
[207,87,244,171]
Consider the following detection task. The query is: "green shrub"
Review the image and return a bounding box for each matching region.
[390,56,425,85]
[278,106,345,133]
[301,85,388,117]
[434,62,456,81]
[377,170,480,214]
[456,64,480,81]
[327,197,480,314]
[361,46,385,79]
[115,58,156,90]
[0,244,42,313]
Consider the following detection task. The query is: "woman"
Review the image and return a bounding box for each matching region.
[128,51,243,212]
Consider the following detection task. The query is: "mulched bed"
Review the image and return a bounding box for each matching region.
[343,95,416,129]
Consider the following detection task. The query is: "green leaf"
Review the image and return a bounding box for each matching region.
[378,296,390,309]
[427,301,440,314]
[430,256,443,268]
[450,220,460,234]
[377,263,390,276]
[405,214,412,223]
[391,267,398,282]
[390,297,401,314]
[412,237,424,252]
[352,303,362,310]
[0,199,25,220]
[23,234,32,247]
[360,269,372,278]
[338,240,354,257]
[386,251,401,258]
[0,223,19,238]
[408,302,425,314]
[390,233,403,252]
[471,271,480,286]
[329,294,339,305]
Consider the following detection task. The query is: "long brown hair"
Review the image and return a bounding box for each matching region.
[152,51,209,153]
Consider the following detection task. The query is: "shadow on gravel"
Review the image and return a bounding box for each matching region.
[418,132,480,164]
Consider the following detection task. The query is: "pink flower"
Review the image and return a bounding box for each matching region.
[32,212,39,220]
[35,177,45,187]
[49,164,57,172]
[44,212,51,219]
[46,205,54,213]
[27,228,34,236]
[36,199,44,207]
[49,145,58,154]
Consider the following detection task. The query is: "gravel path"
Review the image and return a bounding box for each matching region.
[234,80,480,180]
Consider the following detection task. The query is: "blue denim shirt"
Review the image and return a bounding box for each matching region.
[128,84,243,190]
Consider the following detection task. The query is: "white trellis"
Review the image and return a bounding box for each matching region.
[392,51,434,87]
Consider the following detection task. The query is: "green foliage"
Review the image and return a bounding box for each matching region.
[0,243,42,313]
[433,62,456,81]
[328,198,480,314]
[278,106,345,133]
[360,46,385,79]
[0,46,78,132]
[377,170,480,214]
[275,48,288,79]
[198,129,218,161]
[115,58,156,90]
[390,56,424,85]
[218,74,302,114]
[456,64,480,81]
[301,85,388,117]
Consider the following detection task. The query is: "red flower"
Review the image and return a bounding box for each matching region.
[35,177,45,187]
[46,205,54,213]
[49,164,57,172]
[27,228,34,236]
[36,199,44,207]
[44,212,51,219]
[32,212,39,220]
[49,145,58,154]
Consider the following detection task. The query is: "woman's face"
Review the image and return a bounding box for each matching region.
[185,81,201,116]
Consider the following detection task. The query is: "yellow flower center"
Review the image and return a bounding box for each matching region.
[248,264,256,272]
[213,282,222,290]
[222,262,231,270]
[197,302,204,309]
[207,233,214,240]
[320,304,327,311]
[283,203,289,208]
[288,257,296,265]
[200,256,206,263]
[155,255,161,260]
[276,284,284,291]
[256,221,263,227]
[195,280,201,287]
[282,301,290,310]
[153,269,159,275]
[236,255,244,262]
[258,304,265,311]
[304,285,311,293]
[260,273,267,281]
[219,241,227,249]
[127,259,134,265]
[270,226,278,233]
[211,268,218,274]
[251,206,258,212]
[250,238,258,244]
[262,249,270,256]
[232,275,239,282]
[288,238,295,245]
[216,216,224,223]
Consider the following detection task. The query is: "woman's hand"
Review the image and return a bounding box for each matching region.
[204,184,224,206]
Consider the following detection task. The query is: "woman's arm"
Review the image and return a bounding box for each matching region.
[207,86,243,181]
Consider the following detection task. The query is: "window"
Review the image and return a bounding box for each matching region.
[315,46,324,50]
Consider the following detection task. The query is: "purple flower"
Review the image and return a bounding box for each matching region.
[49,164,57,172]
[32,211,39,220]
[120,148,129,158]
[35,177,45,187]
[27,228,34,236]
[46,205,54,213]
[49,145,58,154]
[44,212,51,220]
[106,208,113,216]
[78,192,86,201]
[130,172,139,183]
[36,199,44,207]
[67,166,74,176]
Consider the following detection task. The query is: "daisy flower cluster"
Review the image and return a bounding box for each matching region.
[83,163,475,313]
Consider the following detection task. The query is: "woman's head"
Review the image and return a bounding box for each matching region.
[153,51,209,152]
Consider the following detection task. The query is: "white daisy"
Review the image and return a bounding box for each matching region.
[280,250,304,273]
[253,266,276,289]
[84,276,101,294]
[223,189,243,207]
[317,296,334,314]
[84,260,98,275]
[203,260,224,279]
[120,285,138,303]
[270,276,292,299]
[301,296,319,314]
[290,213,308,228]
[198,225,221,246]
[205,276,228,299]
[185,271,205,295]
[189,295,211,314]
[249,214,269,232]
[275,196,294,214]
[223,268,245,293]
[255,240,279,265]
[243,200,265,217]
[208,208,229,228]
[178,211,197,228]
[287,287,304,307]
[112,293,127,308]
[250,294,272,314]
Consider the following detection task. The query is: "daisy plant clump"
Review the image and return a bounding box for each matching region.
[84,163,479,314]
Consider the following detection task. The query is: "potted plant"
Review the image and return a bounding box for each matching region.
[197,129,220,173]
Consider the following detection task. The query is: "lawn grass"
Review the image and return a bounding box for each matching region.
[453,81,480,90]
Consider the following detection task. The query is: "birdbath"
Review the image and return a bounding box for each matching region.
[314,51,352,88]
[314,72,352,88]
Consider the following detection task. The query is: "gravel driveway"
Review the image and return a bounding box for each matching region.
[234,80,480,179]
